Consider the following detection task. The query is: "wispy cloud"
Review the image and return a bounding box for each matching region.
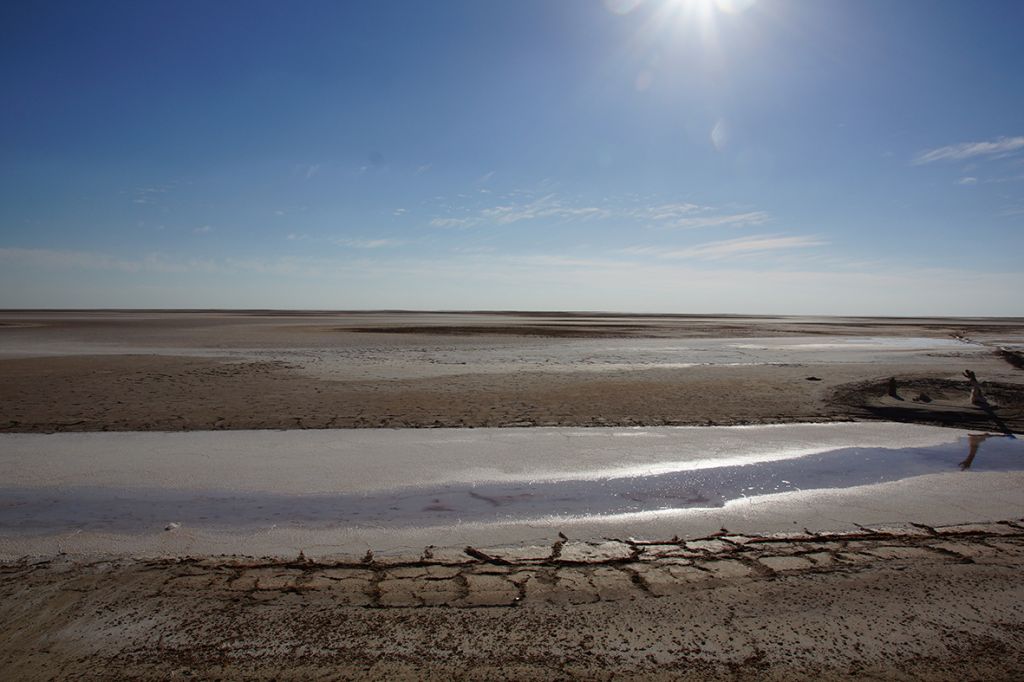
[332,238,405,249]
[481,194,610,225]
[628,203,705,221]
[429,217,476,228]
[430,194,611,228]
[622,203,770,229]
[669,211,770,229]
[913,136,1024,165]
[193,225,212,234]
[130,184,173,206]
[957,176,978,185]
[430,193,769,231]
[623,234,825,261]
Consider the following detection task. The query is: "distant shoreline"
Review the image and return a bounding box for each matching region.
[2,311,1022,435]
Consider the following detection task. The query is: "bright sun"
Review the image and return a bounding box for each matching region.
[606,0,756,18]
[668,0,756,17]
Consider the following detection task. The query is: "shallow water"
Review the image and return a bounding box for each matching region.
[0,332,987,380]
[2,433,1019,534]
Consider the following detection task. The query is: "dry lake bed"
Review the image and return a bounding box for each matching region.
[1,311,1023,679]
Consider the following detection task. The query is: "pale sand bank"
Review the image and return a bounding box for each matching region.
[2,424,1022,559]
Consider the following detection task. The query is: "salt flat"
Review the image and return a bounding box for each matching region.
[2,423,1021,560]
[2,313,1024,679]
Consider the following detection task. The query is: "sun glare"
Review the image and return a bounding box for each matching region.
[608,0,756,17]
[608,0,757,53]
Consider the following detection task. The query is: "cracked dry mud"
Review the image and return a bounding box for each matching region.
[3,521,1024,680]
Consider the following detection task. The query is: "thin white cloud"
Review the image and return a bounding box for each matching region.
[670,211,770,229]
[193,225,212,234]
[429,194,613,229]
[624,234,825,261]
[913,136,1024,165]
[415,164,432,175]
[429,194,767,231]
[624,203,770,229]
[480,194,611,225]
[131,184,172,206]
[629,203,706,221]
[430,217,476,228]
[333,238,405,249]
[957,177,978,185]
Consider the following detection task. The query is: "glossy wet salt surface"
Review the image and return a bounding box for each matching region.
[0,334,986,381]
[1,434,1021,535]
[1,425,1021,548]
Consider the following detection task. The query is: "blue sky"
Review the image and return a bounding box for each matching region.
[1,0,1022,314]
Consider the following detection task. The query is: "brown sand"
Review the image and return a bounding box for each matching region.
[2,521,1023,680]
[1,311,1022,433]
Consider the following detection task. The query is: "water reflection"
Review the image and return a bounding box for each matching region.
[960,433,1015,470]
[1,434,1020,534]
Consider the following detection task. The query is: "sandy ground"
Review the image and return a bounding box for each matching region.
[3,311,1024,679]
[3,521,1024,680]
[1,311,1023,433]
